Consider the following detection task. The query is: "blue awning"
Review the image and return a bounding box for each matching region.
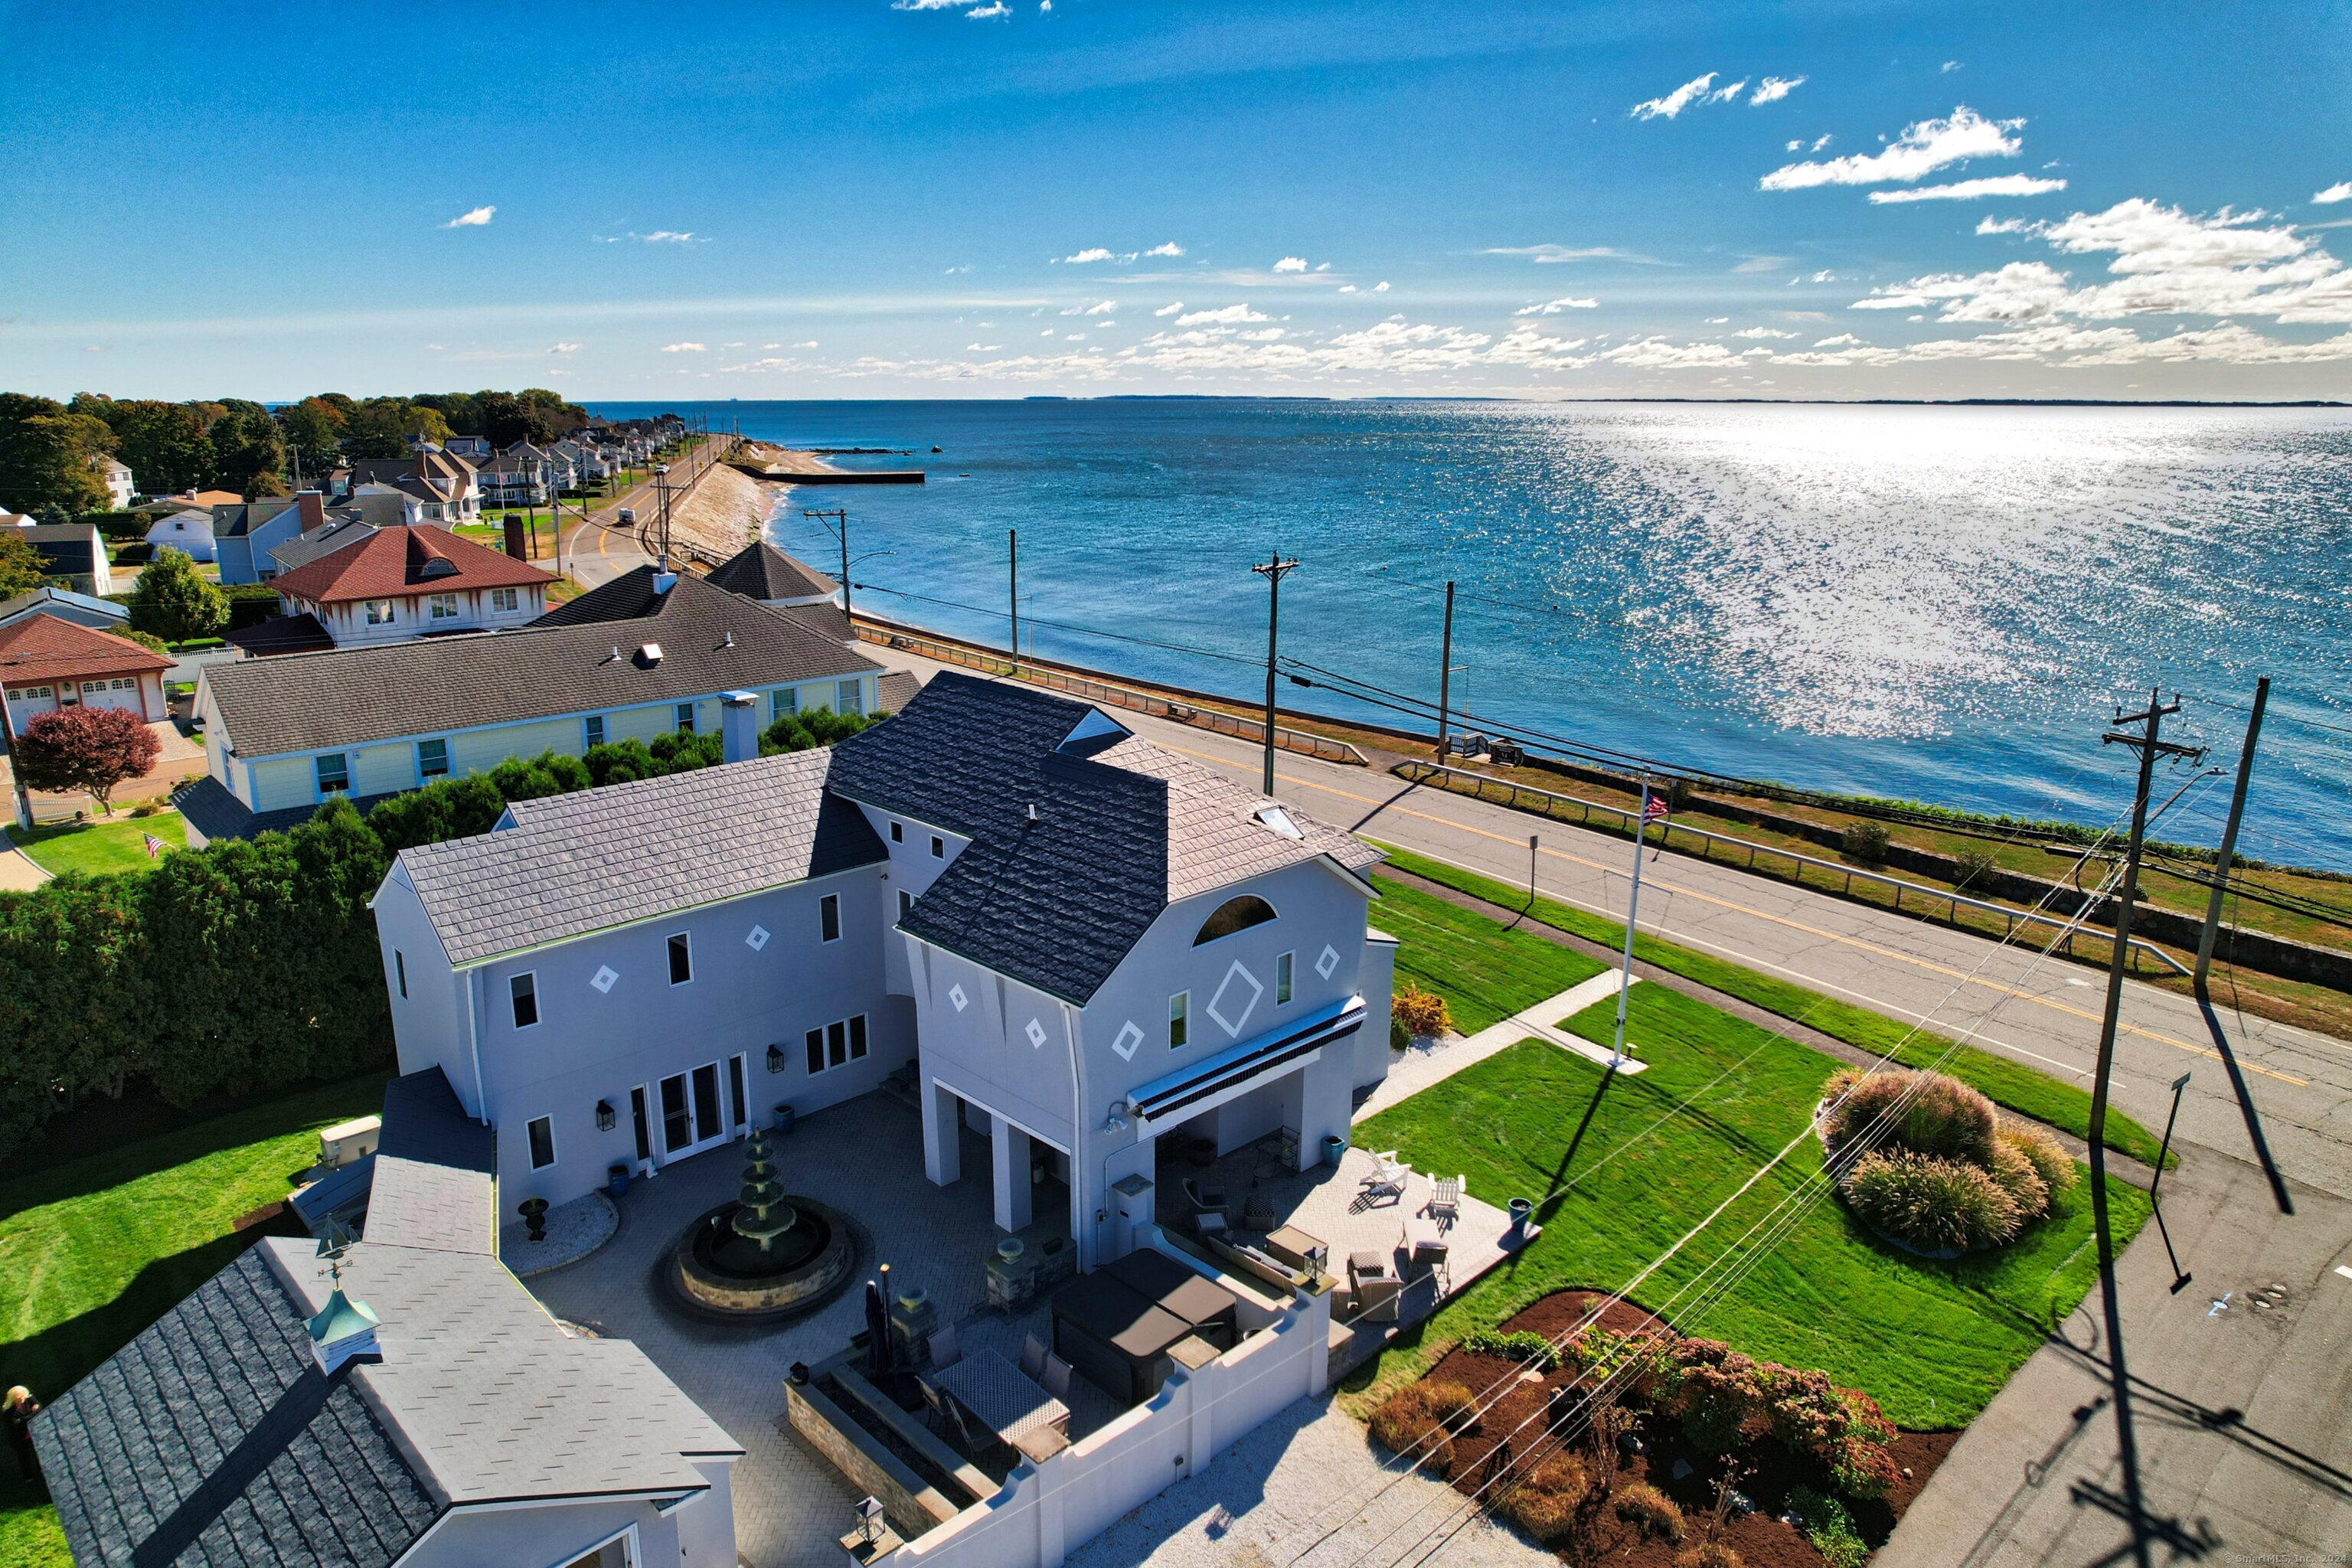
[1127,998,1364,1129]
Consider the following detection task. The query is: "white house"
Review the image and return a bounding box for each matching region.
[264,523,556,648]
[215,492,324,584]
[369,672,1397,1271]
[95,456,135,508]
[347,452,481,525]
[142,506,217,563]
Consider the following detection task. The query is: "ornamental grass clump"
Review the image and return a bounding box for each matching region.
[1674,1544,1743,1568]
[1821,1066,2077,1253]
[1498,1453,1589,1544]
[1369,1380,1475,1477]
[1613,1482,1686,1544]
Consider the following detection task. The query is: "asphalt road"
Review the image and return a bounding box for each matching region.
[560,444,718,587]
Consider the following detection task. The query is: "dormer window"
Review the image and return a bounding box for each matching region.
[1194,894,1276,946]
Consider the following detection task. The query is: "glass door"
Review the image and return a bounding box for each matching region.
[660,1073,694,1154]
[691,1063,722,1145]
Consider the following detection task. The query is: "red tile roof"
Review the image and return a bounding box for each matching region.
[269,524,554,605]
[0,615,172,687]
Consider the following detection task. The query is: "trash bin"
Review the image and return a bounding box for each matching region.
[607,1163,630,1199]
[1322,1133,1348,1168]
[772,1103,795,1135]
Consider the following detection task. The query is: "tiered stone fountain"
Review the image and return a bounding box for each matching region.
[671,1129,856,1318]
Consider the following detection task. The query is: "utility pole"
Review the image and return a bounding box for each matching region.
[1607,780,1655,1071]
[2091,690,2203,1568]
[1251,550,1300,797]
[1008,528,1020,674]
[1434,580,1455,760]
[807,508,852,622]
[2190,676,2292,1214]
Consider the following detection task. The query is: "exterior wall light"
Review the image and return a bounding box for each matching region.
[766,1043,786,1074]
[595,1099,616,1132]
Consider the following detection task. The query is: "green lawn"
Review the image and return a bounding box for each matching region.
[6,812,188,878]
[1354,988,2149,1429]
[0,1072,390,1536]
[1374,846,2169,1168]
[1377,876,1606,1034]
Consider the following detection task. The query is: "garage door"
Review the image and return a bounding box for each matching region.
[78,678,145,717]
[4,684,59,732]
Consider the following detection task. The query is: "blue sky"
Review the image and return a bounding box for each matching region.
[3,0,2348,400]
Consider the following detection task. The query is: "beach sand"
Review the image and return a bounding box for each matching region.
[666,460,787,562]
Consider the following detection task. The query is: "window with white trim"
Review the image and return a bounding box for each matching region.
[429,593,459,620]
[771,688,798,721]
[667,933,692,985]
[1276,950,1295,1005]
[1169,991,1189,1049]
[675,702,696,733]
[929,835,944,859]
[898,889,913,919]
[510,972,539,1029]
[837,678,865,715]
[819,893,841,942]
[804,1014,870,1075]
[394,950,407,998]
[490,586,519,612]
[364,599,396,626]
[583,714,605,749]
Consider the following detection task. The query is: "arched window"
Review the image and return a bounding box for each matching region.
[1194,894,1276,946]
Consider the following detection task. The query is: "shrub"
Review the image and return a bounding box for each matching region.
[1462,1329,1560,1370]
[1821,1067,1998,1170]
[1669,1339,1768,1452]
[1392,982,1451,1039]
[1762,1369,1898,1499]
[1841,819,1890,865]
[1612,1483,1685,1544]
[1390,1014,1410,1050]
[1498,1453,1588,1543]
[1674,1544,1743,1568]
[1952,845,2001,886]
[1369,1380,1475,1473]
[1998,1123,2077,1194]
[1787,1485,1870,1568]
[118,627,170,655]
[129,801,158,818]
[1988,1136,2050,1219]
[1844,1150,2020,1252]
[13,705,163,814]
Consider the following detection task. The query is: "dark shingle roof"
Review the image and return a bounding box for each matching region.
[827,671,1380,1003]
[172,777,402,844]
[222,612,338,658]
[32,1246,443,1568]
[704,541,838,603]
[397,747,886,967]
[201,571,880,759]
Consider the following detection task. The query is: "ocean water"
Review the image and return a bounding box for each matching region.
[590,400,2352,870]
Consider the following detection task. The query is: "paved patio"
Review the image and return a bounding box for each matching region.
[523,1087,1072,1566]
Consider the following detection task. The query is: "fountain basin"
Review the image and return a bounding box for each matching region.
[671,1196,857,1318]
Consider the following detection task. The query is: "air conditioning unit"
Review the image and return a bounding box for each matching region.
[318,1116,382,1170]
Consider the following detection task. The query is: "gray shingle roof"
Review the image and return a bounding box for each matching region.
[172,776,403,844]
[704,541,838,603]
[827,671,1381,1003]
[397,747,887,967]
[201,570,880,759]
[33,1246,443,1568]
[364,1069,497,1254]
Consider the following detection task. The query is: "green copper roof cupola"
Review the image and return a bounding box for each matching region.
[306,1238,381,1374]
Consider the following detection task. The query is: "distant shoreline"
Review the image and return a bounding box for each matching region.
[590,395,2350,410]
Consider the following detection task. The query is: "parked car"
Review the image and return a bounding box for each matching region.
[616,507,636,525]
[652,463,671,475]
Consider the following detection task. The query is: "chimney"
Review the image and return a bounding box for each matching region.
[721,691,760,764]
[652,568,678,595]
[296,491,325,531]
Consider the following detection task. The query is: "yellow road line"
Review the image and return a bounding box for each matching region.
[1161,741,2311,1086]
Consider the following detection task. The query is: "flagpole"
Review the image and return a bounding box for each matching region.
[1609,778,1653,1070]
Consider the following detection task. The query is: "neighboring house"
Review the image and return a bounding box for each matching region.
[34,1067,744,1568]
[142,506,217,563]
[0,585,131,635]
[15,522,112,596]
[155,488,244,511]
[94,456,135,508]
[179,568,886,844]
[0,614,172,731]
[371,672,1397,1270]
[266,524,550,647]
[214,492,325,584]
[347,452,481,525]
[442,435,494,459]
[704,540,840,609]
[476,450,550,507]
[268,516,380,577]
[223,612,338,658]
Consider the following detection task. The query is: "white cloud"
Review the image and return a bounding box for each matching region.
[1177,304,1269,325]
[1373,281,1390,292]
[1482,243,1651,265]
[639,230,702,243]
[1061,247,1115,263]
[1942,60,1963,72]
[1154,301,1184,316]
[1869,175,2067,204]
[550,342,580,354]
[1808,270,1838,282]
[1338,285,1357,294]
[1732,255,1792,273]
[1786,139,1802,152]
[660,341,705,352]
[1516,296,1599,315]
[1852,260,2075,321]
[1814,333,1862,346]
[1760,106,2022,190]
[1082,299,1117,315]
[443,205,495,228]
[1751,76,1805,105]
[1811,134,1833,152]
[892,0,969,8]
[1707,79,1749,105]
[1143,241,1184,256]
[1272,256,1308,273]
[1704,316,1729,324]
[967,3,1009,18]
[1975,216,2035,234]
[1632,72,1717,120]
[2315,182,2352,204]
[795,340,818,348]
[1732,326,1798,338]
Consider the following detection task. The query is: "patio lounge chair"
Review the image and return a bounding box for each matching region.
[928,1323,962,1370]
[1359,1152,1409,1207]
[1347,1250,1402,1325]
[1410,1238,1452,1292]
[1181,1177,1229,1222]
[1426,1174,1463,1225]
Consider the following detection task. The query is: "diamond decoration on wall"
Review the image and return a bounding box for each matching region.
[746,924,770,951]
[1315,944,1341,979]
[1207,960,1264,1038]
[949,982,969,1012]
[1024,1018,1050,1050]
[590,965,619,994]
[1111,1021,1145,1061]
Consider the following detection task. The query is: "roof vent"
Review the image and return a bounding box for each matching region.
[722,630,736,648]
[609,644,622,662]
[1025,802,1040,825]
[652,570,678,594]
[636,642,664,666]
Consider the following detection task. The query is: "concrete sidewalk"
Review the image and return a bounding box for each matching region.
[1352,971,1645,1125]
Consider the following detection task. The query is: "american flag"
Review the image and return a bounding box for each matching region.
[1643,795,1670,823]
[142,832,165,859]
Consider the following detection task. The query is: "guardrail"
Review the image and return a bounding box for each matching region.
[1396,759,2191,976]
[854,619,1370,767]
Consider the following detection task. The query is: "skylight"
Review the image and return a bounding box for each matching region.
[1256,805,1303,841]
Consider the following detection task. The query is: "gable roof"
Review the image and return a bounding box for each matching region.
[213,497,302,538]
[826,672,1380,1003]
[704,541,839,603]
[18,524,102,576]
[394,746,886,967]
[270,524,550,604]
[270,518,379,576]
[201,570,881,759]
[0,613,172,684]
[223,611,338,658]
[0,584,129,631]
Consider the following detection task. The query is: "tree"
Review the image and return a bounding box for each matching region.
[0,529,50,599]
[80,397,214,496]
[342,397,452,459]
[206,400,287,496]
[127,547,227,642]
[0,394,114,514]
[14,705,162,815]
[276,397,348,480]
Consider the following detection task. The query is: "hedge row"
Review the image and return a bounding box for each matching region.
[0,707,874,1156]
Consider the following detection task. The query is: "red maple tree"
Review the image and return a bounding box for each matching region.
[13,706,162,815]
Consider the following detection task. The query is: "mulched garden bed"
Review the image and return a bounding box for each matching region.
[1410,1291,1957,1566]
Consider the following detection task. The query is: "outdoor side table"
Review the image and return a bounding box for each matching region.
[1263,1224,1328,1275]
